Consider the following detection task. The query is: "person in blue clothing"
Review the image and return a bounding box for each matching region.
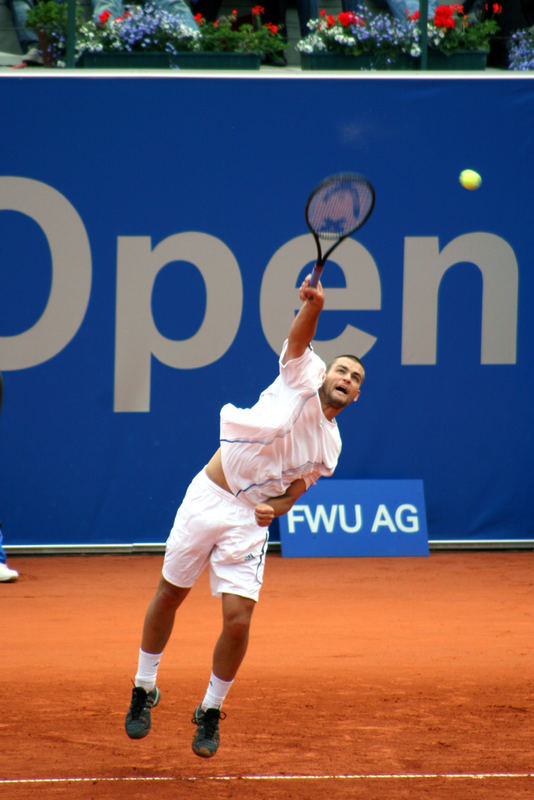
[341,0,439,25]
[7,0,42,67]
[384,0,438,25]
[0,526,18,582]
[0,373,19,583]
[91,0,198,27]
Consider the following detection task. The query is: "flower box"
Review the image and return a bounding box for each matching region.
[78,51,172,68]
[74,5,283,72]
[425,49,489,70]
[78,50,262,70]
[300,52,372,70]
[171,51,262,69]
[300,52,417,70]
[297,5,500,74]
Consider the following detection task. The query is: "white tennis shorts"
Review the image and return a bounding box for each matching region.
[162,468,269,602]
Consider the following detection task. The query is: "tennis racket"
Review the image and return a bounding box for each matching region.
[305,173,375,288]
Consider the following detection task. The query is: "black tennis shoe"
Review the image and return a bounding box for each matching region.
[125,686,160,739]
[191,705,226,758]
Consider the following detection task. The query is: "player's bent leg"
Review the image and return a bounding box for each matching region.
[141,577,191,654]
[125,578,191,740]
[213,593,256,680]
[192,594,255,758]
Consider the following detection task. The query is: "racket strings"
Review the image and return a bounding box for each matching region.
[307,178,374,240]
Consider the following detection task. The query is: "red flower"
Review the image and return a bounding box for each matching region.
[433,5,456,28]
[326,14,336,27]
[435,15,455,27]
[320,8,326,15]
[492,3,502,12]
[98,9,112,23]
[337,10,353,26]
[407,8,419,20]
[232,8,237,13]
[252,4,264,14]
[266,21,278,32]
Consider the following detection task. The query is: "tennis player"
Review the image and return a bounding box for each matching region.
[125,276,365,757]
[0,372,19,583]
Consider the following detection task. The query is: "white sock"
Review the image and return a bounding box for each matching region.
[201,671,234,710]
[135,648,163,691]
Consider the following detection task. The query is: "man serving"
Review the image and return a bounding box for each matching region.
[125,275,365,758]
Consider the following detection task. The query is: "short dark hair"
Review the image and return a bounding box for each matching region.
[327,354,365,382]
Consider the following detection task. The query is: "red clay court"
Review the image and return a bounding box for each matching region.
[1,550,533,799]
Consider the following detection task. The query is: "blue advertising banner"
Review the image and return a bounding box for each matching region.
[0,74,533,550]
[279,479,429,557]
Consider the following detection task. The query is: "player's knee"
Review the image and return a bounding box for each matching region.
[223,616,250,643]
[222,603,254,642]
[155,577,189,609]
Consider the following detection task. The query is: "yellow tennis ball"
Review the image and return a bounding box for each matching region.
[459,169,482,190]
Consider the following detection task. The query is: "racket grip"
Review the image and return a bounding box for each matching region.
[309,265,323,288]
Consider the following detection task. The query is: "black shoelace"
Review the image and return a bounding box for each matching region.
[197,708,226,737]
[130,687,148,718]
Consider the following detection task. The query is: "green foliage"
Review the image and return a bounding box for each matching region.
[75,4,286,59]
[408,3,501,54]
[25,0,84,32]
[195,11,287,56]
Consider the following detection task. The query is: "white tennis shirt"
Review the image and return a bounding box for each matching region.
[220,340,342,507]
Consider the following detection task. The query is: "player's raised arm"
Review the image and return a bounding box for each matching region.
[282,277,325,364]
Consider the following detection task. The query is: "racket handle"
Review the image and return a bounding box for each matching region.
[309,264,323,288]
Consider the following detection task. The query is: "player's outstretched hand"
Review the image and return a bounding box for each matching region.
[255,503,275,527]
[299,275,324,309]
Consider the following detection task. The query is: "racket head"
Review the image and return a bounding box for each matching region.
[305,173,375,249]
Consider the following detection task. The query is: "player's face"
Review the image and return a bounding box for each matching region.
[319,357,364,412]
